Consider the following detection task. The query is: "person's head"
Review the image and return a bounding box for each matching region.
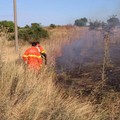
[36,41,40,47]
[31,42,37,46]
[36,41,40,44]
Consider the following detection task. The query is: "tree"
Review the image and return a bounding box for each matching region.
[18,23,49,41]
[50,24,56,28]
[89,20,102,30]
[107,15,120,28]
[0,20,14,32]
[74,18,88,26]
[31,23,49,39]
[24,25,30,29]
[101,16,120,32]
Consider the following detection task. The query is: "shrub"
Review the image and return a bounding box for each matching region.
[0,21,14,32]
[18,23,49,42]
[50,24,56,28]
[74,18,88,27]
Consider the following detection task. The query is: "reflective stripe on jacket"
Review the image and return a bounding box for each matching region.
[23,46,42,69]
[36,44,46,54]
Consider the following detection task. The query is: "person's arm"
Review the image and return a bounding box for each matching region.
[38,56,42,66]
[41,53,47,65]
[22,50,29,64]
[40,46,47,65]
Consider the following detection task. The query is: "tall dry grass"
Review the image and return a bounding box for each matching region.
[0,26,95,120]
[1,26,120,120]
[0,61,94,120]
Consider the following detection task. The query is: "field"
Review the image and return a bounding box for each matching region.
[0,26,120,120]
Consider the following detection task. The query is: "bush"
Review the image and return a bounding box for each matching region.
[50,24,56,28]
[107,15,120,28]
[89,20,102,30]
[74,18,88,26]
[18,23,49,42]
[0,21,14,32]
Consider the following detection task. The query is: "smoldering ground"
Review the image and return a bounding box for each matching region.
[55,28,120,93]
[55,30,104,73]
[55,28,120,73]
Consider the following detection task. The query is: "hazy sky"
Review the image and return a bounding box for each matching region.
[0,0,120,26]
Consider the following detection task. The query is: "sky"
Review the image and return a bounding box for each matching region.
[0,0,120,27]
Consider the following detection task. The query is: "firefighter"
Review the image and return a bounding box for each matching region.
[36,41,47,65]
[22,42,42,70]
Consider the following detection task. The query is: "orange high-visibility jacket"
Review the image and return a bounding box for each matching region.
[36,44,46,54]
[23,46,42,70]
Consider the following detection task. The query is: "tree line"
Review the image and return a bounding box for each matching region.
[74,15,120,31]
[0,22,49,42]
[0,15,120,41]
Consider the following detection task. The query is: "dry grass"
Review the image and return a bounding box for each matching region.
[0,61,94,120]
[0,26,95,120]
[0,59,93,119]
[0,26,85,63]
[1,26,120,120]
